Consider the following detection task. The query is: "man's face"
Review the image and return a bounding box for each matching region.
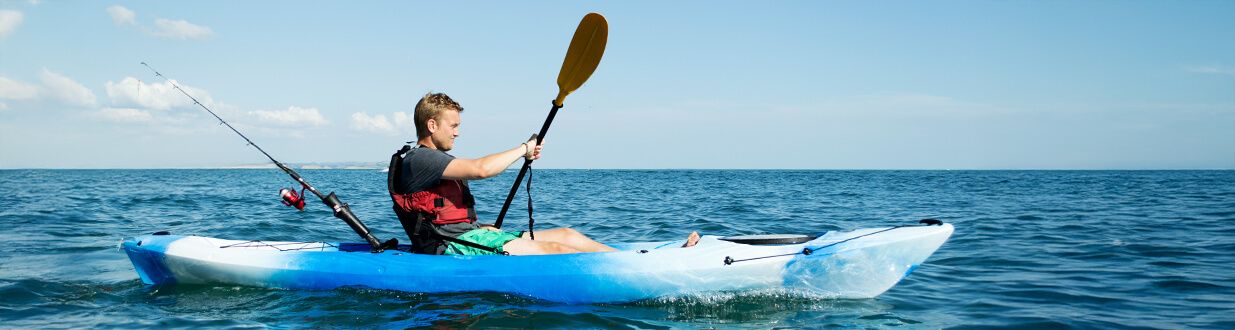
[430,110,461,151]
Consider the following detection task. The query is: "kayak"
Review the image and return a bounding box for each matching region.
[121,222,953,304]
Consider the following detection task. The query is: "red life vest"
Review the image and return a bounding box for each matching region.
[392,179,477,225]
[388,145,478,226]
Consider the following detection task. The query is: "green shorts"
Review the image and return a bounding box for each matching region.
[444,228,523,256]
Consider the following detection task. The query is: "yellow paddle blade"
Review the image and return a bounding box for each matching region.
[554,13,608,107]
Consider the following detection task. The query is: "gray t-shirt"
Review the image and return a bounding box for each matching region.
[396,146,480,240]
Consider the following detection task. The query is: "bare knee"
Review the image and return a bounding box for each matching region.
[502,238,580,255]
[525,227,585,241]
[538,227,580,237]
[560,227,584,238]
[540,241,580,254]
[542,227,614,252]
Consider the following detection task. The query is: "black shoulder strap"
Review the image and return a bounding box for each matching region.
[387,144,413,193]
[460,180,476,207]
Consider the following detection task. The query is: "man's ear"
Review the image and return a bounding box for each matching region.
[426,118,438,133]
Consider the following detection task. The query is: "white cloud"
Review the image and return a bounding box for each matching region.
[105,7,214,40]
[251,106,329,127]
[106,5,136,26]
[105,76,211,110]
[0,76,39,100]
[351,112,399,136]
[1,71,98,107]
[351,111,415,136]
[40,69,97,107]
[98,107,154,123]
[0,10,22,39]
[1185,65,1235,76]
[151,18,213,40]
[392,111,415,129]
[0,102,8,111]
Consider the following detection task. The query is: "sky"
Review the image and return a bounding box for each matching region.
[1,1,1233,169]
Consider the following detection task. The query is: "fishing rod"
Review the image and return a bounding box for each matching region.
[140,62,396,252]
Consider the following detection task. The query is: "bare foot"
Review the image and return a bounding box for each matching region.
[681,231,700,248]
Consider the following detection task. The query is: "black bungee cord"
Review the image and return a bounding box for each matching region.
[723,219,945,266]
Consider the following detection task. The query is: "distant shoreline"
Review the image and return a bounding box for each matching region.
[1,167,1232,171]
[221,163,386,170]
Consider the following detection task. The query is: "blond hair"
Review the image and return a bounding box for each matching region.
[413,92,463,139]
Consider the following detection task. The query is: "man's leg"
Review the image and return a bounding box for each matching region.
[501,237,583,255]
[523,228,617,253]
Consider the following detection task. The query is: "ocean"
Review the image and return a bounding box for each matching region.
[1,169,1232,328]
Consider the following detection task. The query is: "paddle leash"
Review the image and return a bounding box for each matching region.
[140,62,397,253]
[493,13,609,231]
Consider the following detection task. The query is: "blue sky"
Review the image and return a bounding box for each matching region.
[1,1,1232,169]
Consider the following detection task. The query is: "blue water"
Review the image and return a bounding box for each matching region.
[1,169,1233,328]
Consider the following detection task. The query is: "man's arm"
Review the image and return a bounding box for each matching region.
[442,139,541,180]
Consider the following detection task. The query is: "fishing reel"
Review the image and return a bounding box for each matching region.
[279,187,307,211]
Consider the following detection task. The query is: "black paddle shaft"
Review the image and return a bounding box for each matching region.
[494,102,562,228]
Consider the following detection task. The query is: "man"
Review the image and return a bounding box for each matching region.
[388,92,701,256]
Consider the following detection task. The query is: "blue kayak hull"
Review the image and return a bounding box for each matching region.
[121,224,952,303]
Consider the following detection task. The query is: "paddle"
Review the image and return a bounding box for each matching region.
[493,13,608,229]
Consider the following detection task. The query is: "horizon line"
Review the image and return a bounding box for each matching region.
[1,167,1232,171]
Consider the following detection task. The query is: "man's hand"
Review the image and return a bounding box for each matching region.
[522,134,543,160]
